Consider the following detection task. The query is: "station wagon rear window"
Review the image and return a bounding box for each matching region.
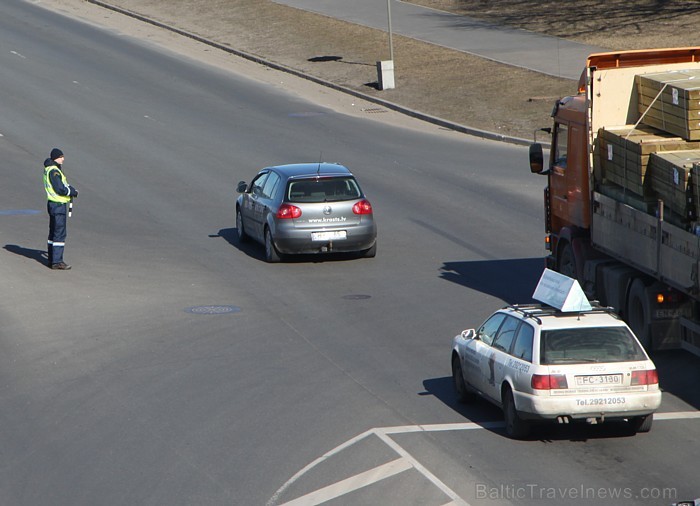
[287,177,361,203]
[540,326,647,364]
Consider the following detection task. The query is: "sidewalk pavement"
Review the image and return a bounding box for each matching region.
[273,0,606,81]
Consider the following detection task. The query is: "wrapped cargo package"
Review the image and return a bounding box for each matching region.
[647,150,700,221]
[636,69,700,140]
[597,125,698,196]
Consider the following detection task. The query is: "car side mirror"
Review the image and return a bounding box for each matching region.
[529,143,544,174]
[461,328,476,340]
[236,181,248,193]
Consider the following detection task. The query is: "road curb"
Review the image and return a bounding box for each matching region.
[86,0,531,146]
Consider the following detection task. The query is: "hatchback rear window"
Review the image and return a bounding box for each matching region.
[540,326,647,364]
[287,178,361,203]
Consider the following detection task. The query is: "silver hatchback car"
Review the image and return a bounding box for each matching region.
[236,163,377,262]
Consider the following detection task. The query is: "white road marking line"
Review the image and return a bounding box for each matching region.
[655,411,700,420]
[266,429,376,506]
[381,421,503,435]
[278,458,412,506]
[376,430,470,506]
[268,411,699,505]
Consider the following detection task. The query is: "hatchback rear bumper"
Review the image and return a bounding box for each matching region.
[273,224,376,254]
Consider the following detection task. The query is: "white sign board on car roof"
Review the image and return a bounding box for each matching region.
[533,269,592,312]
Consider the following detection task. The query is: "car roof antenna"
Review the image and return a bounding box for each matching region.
[316,152,322,179]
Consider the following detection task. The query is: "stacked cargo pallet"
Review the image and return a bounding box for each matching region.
[648,150,700,221]
[612,69,700,227]
[598,125,691,197]
[636,69,700,141]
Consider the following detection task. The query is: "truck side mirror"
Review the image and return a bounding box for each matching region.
[529,143,544,174]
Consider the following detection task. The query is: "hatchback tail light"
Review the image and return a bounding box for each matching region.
[277,204,302,219]
[531,374,568,390]
[631,369,659,386]
[352,199,373,215]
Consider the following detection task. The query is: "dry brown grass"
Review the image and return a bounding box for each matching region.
[105,0,700,140]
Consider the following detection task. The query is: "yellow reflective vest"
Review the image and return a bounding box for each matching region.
[43,165,71,204]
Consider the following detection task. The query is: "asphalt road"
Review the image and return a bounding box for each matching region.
[1,1,699,505]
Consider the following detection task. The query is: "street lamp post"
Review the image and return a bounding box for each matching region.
[387,0,394,62]
[377,0,396,89]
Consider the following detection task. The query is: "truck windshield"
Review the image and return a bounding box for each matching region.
[540,326,647,364]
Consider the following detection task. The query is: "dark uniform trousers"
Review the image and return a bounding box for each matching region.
[47,201,67,266]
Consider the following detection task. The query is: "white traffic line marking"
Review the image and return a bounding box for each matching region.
[268,411,699,506]
[655,411,700,420]
[279,458,412,506]
[376,430,470,506]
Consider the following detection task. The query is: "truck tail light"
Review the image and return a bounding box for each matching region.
[277,204,302,219]
[353,199,373,215]
[531,374,568,390]
[631,369,659,386]
[656,290,683,304]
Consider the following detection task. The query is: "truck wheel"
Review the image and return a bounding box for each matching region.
[558,242,576,279]
[627,279,652,350]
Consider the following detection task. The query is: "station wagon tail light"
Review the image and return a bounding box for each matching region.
[277,204,302,219]
[531,374,568,390]
[631,369,659,386]
[352,199,373,215]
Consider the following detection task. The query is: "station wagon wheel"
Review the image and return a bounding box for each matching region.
[451,354,474,403]
[629,413,653,434]
[264,227,281,263]
[503,388,530,439]
[236,207,249,243]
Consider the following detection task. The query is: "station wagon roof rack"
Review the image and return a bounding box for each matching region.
[504,302,620,325]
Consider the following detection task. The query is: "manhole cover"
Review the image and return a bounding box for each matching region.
[342,294,371,300]
[0,209,41,215]
[185,305,241,314]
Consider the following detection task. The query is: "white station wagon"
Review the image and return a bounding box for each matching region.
[451,271,662,439]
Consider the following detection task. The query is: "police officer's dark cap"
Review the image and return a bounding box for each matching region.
[50,148,64,160]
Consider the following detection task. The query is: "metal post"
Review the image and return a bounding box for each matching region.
[386,0,394,61]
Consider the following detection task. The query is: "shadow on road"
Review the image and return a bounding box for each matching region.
[4,244,47,267]
[440,257,544,304]
[423,376,653,442]
[652,350,700,410]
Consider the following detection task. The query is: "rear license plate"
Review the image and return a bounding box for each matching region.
[311,230,347,241]
[575,374,622,386]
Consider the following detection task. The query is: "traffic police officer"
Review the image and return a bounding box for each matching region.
[43,148,78,270]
